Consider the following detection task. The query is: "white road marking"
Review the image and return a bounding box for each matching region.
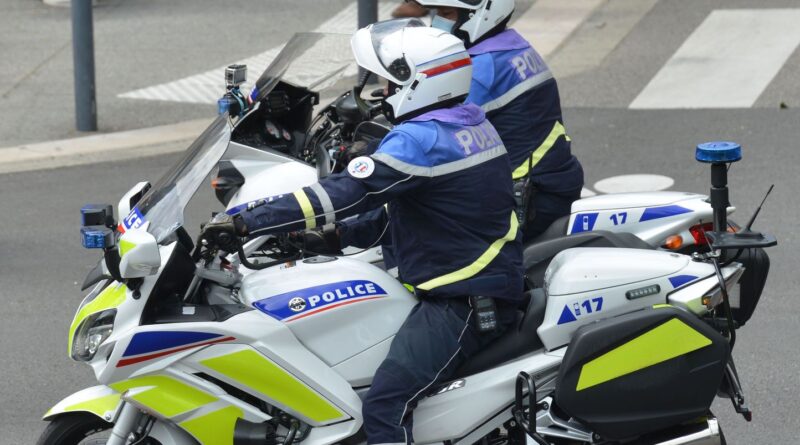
[593,174,674,194]
[580,187,596,198]
[119,1,397,104]
[120,0,584,105]
[548,0,658,78]
[630,9,800,109]
[514,0,604,58]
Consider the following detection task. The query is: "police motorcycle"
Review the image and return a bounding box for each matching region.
[40,32,777,445]
[209,34,735,274]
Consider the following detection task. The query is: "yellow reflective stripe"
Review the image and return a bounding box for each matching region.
[180,405,243,445]
[200,349,343,423]
[68,283,127,355]
[109,375,217,418]
[118,239,136,257]
[54,393,121,418]
[417,212,519,291]
[512,121,568,180]
[403,283,415,293]
[576,318,712,391]
[293,190,317,229]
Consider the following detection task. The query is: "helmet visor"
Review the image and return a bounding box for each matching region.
[370,18,426,83]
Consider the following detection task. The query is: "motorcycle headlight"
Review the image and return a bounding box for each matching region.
[71,309,116,362]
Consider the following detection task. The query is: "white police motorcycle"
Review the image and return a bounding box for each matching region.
[207,34,737,274]
[39,33,776,445]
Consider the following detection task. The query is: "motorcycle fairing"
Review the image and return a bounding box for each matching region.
[537,247,717,350]
[42,385,121,421]
[566,192,731,247]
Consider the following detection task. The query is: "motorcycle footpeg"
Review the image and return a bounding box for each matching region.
[513,372,549,445]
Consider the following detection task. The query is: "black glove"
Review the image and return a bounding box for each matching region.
[201,213,245,252]
[302,224,342,255]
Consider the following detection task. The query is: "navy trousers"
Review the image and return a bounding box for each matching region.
[362,298,517,445]
[523,187,581,242]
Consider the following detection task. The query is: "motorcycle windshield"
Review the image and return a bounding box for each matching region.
[252,32,355,102]
[131,32,355,242]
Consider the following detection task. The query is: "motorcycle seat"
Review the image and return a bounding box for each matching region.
[452,288,547,378]
[523,230,652,288]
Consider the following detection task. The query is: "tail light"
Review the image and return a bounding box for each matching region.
[689,223,715,245]
[689,222,739,245]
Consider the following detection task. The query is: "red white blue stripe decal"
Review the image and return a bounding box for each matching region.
[419,52,472,78]
[117,331,235,367]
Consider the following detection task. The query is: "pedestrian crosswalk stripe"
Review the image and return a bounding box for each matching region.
[118,1,397,104]
[630,9,800,109]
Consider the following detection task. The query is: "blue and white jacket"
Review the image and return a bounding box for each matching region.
[239,104,524,301]
[466,29,583,193]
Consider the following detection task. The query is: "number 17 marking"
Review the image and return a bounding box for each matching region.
[580,297,604,314]
[609,212,627,225]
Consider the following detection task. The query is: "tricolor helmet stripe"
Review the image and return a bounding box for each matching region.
[418,51,472,78]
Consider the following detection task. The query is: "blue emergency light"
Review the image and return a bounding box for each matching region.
[696,141,742,163]
[81,226,114,249]
[81,204,115,249]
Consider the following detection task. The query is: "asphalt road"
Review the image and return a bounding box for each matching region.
[0,0,357,147]
[2,0,800,443]
[1,107,796,444]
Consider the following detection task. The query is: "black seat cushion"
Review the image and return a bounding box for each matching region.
[453,289,547,378]
[530,214,570,244]
[523,230,652,288]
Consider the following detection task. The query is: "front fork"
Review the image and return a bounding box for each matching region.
[106,402,153,445]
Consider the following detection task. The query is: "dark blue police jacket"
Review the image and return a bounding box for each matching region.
[239,104,524,302]
[467,29,583,194]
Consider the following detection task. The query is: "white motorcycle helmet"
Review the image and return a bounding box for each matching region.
[413,0,515,46]
[351,19,473,123]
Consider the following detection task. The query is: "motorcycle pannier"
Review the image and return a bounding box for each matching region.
[553,306,729,441]
[731,247,770,326]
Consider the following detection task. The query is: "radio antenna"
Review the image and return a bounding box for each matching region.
[743,184,774,232]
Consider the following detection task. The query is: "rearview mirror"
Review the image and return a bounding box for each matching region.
[118,182,151,224]
[118,227,161,279]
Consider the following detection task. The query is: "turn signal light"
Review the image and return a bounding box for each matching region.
[211,176,244,191]
[663,235,683,250]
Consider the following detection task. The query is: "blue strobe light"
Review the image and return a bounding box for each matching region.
[81,226,113,249]
[696,141,742,163]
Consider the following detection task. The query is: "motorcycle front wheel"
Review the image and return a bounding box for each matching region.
[36,413,162,445]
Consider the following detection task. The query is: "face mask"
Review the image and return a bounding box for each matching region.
[431,14,456,34]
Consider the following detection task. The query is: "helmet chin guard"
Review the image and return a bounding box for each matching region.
[352,19,473,122]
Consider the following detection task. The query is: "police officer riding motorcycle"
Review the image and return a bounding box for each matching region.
[202,22,525,445]
[414,0,584,240]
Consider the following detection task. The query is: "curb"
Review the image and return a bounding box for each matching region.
[0,118,211,175]
[4,0,599,176]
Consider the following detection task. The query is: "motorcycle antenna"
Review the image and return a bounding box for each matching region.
[741,184,774,234]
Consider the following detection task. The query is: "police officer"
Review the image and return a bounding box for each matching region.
[411,0,584,240]
[203,21,523,445]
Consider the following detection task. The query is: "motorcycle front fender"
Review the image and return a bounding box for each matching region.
[43,385,121,422]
